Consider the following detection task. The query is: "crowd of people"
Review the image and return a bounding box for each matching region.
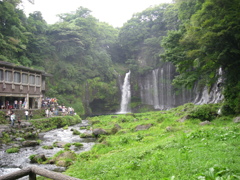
[5,97,76,128]
[44,105,76,118]
[1,99,27,109]
[42,98,76,118]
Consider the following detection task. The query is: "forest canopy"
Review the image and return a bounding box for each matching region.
[1,0,239,115]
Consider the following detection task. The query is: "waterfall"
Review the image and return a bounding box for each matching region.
[159,67,164,109]
[152,69,161,109]
[118,71,131,114]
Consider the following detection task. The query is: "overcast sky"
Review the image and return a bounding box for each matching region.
[21,0,173,27]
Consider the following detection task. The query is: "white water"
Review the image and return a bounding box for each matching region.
[152,69,161,109]
[118,71,131,114]
[140,65,223,109]
[0,121,95,179]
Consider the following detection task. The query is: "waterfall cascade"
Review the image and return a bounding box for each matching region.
[118,71,131,114]
[152,69,161,109]
[140,65,223,110]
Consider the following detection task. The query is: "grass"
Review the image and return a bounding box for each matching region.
[64,104,240,180]
[6,147,20,153]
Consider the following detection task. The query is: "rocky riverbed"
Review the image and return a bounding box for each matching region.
[0,120,96,178]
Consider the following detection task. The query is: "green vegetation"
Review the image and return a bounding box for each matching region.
[63,125,69,130]
[6,147,20,153]
[72,129,81,135]
[42,145,54,149]
[0,111,6,124]
[29,115,82,131]
[65,104,240,179]
[161,0,240,114]
[72,142,83,147]
[64,143,72,150]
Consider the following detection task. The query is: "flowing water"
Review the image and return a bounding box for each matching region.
[118,71,131,114]
[0,120,96,179]
[140,64,223,110]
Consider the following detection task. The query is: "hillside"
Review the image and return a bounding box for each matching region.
[65,103,240,179]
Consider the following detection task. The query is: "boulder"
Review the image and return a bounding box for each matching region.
[80,132,94,138]
[54,142,67,148]
[92,128,107,137]
[22,140,40,147]
[111,124,122,134]
[56,151,76,161]
[199,121,211,126]
[176,115,191,122]
[166,126,173,131]
[135,124,153,131]
[21,122,33,128]
[15,137,24,141]
[55,151,76,167]
[30,154,47,163]
[233,116,240,123]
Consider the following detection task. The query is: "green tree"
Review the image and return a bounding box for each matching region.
[0,0,29,64]
[118,4,179,73]
[162,0,240,114]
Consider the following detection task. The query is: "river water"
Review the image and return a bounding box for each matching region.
[0,120,96,179]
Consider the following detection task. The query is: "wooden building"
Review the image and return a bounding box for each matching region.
[0,61,51,109]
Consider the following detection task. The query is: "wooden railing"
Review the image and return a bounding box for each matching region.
[0,166,82,180]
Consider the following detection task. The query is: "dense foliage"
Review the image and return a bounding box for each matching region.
[161,0,240,114]
[0,0,239,115]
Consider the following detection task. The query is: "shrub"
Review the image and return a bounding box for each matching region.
[73,142,83,147]
[42,145,54,149]
[0,111,6,124]
[72,129,81,135]
[189,104,220,121]
[64,143,72,150]
[6,147,20,153]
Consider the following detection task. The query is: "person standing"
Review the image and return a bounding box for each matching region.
[10,112,16,127]
[25,110,29,120]
[6,101,9,109]
[14,100,18,109]
[45,108,49,118]
[19,99,22,109]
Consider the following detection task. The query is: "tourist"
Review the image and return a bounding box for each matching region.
[10,111,15,127]
[6,100,9,109]
[14,100,18,109]
[19,99,22,109]
[45,108,49,118]
[22,101,26,109]
[6,109,11,122]
[25,110,29,120]
[62,106,66,116]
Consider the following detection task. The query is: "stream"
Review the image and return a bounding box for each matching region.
[0,120,96,179]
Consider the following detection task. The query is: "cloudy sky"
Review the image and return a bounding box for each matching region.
[21,0,173,27]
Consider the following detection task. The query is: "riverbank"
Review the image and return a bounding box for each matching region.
[65,103,240,179]
[0,119,95,178]
[0,115,82,145]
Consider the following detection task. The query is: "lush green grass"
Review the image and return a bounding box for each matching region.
[6,147,20,153]
[65,104,240,180]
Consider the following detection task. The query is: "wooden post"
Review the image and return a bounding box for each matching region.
[0,166,83,180]
[29,171,36,180]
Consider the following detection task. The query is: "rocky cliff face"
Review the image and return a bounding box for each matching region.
[83,62,223,115]
[132,64,224,111]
